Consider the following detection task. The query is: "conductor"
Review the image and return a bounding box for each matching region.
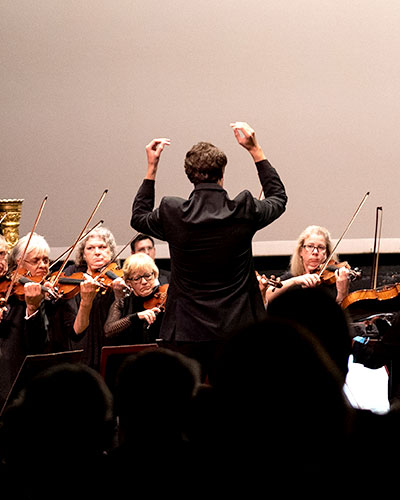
[131,122,287,379]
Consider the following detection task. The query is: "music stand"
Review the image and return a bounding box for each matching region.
[100,344,158,394]
[1,350,84,416]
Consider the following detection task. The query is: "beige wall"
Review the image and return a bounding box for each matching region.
[2,1,400,254]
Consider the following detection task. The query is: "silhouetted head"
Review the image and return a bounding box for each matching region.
[212,316,352,473]
[115,348,201,443]
[267,286,352,381]
[3,363,114,465]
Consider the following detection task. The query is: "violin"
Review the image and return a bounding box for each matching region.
[341,284,400,310]
[318,260,362,286]
[46,263,123,300]
[256,271,283,289]
[0,269,60,302]
[46,271,90,299]
[143,284,169,311]
[341,207,400,320]
[92,262,125,287]
[142,284,169,330]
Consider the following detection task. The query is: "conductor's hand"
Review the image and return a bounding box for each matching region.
[230,122,265,162]
[145,138,171,180]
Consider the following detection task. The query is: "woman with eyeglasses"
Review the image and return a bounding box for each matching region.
[104,253,166,345]
[0,233,51,409]
[265,225,350,305]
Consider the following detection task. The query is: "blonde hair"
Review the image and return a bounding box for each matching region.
[122,252,159,280]
[290,225,337,276]
[74,227,117,267]
[9,232,49,271]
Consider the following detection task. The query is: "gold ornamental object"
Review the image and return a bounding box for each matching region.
[0,199,24,249]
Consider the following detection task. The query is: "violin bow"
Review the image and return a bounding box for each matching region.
[370,207,383,290]
[47,219,104,273]
[50,189,108,288]
[318,191,370,278]
[3,195,48,304]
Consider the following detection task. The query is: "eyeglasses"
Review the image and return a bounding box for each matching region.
[302,244,326,253]
[127,272,154,283]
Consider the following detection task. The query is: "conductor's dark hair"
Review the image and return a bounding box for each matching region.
[184,142,227,185]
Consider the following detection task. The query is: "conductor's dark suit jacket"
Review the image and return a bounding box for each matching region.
[131,159,287,342]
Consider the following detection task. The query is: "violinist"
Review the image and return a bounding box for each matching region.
[61,227,125,370]
[130,233,170,285]
[0,233,50,409]
[0,235,8,278]
[104,253,166,345]
[0,235,8,322]
[265,225,351,305]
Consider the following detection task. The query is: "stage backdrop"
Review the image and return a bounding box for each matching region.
[2,0,400,257]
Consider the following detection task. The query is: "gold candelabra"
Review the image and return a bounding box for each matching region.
[0,199,24,248]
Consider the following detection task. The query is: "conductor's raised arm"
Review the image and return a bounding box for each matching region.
[230,122,266,162]
[145,138,171,181]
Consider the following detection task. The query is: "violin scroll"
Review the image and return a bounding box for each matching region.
[256,271,283,290]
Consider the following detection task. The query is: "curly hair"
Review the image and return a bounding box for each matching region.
[74,227,117,267]
[184,142,227,184]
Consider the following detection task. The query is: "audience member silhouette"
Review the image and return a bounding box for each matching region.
[0,363,114,500]
[267,286,353,381]
[2,313,399,497]
[202,317,356,495]
[108,347,201,495]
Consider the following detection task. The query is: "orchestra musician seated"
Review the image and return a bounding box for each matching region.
[0,235,9,322]
[62,227,127,370]
[265,225,351,305]
[0,235,8,277]
[104,252,166,345]
[0,233,51,409]
[130,233,170,285]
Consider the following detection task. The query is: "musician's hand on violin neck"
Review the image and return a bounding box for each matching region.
[257,272,269,291]
[79,275,98,306]
[335,266,350,303]
[335,266,351,282]
[138,307,161,325]
[111,277,130,300]
[24,282,44,316]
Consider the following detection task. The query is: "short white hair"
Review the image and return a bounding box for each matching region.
[9,232,50,270]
